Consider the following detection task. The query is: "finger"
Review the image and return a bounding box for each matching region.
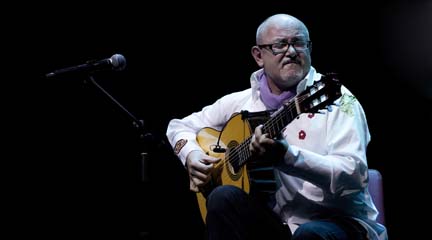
[251,134,256,143]
[251,140,260,149]
[200,157,221,165]
[189,161,216,188]
[251,141,266,155]
[189,179,199,192]
[193,163,215,175]
[191,174,207,188]
[249,141,256,152]
[255,124,264,136]
[190,169,209,181]
[259,135,275,146]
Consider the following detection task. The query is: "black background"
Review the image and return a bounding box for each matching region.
[9,0,431,239]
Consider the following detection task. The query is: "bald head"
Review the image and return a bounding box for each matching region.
[252,13,312,92]
[256,14,310,44]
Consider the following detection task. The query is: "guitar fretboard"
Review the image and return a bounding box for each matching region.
[227,99,299,170]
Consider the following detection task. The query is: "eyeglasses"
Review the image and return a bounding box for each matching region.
[258,40,312,55]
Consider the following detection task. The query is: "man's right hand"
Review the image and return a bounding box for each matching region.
[186,150,221,192]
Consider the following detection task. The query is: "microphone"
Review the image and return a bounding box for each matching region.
[45,53,126,78]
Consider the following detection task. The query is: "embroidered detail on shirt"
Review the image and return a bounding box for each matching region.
[298,130,306,140]
[340,94,357,117]
[174,139,188,155]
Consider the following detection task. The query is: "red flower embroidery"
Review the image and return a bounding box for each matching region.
[298,130,306,140]
[308,113,314,118]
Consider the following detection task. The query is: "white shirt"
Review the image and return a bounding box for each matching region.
[166,67,387,240]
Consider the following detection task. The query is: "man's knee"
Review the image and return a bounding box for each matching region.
[293,222,328,239]
[207,185,245,212]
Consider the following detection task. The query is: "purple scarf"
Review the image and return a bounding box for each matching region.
[259,73,296,110]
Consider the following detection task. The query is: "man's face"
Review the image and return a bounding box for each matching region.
[260,23,312,91]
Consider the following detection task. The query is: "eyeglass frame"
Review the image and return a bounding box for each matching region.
[258,40,312,55]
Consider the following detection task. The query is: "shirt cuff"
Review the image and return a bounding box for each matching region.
[174,138,202,166]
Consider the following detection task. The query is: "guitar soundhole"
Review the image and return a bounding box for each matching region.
[225,140,242,181]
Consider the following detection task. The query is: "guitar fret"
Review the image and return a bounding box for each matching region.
[286,107,295,126]
[271,118,277,137]
[276,114,282,132]
[261,105,295,139]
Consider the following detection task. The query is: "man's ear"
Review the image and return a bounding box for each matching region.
[251,46,264,67]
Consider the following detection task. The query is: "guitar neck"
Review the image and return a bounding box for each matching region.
[230,99,299,168]
[262,101,299,139]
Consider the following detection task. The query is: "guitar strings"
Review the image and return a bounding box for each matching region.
[219,94,310,172]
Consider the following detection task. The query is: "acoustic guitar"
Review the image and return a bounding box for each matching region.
[195,73,342,222]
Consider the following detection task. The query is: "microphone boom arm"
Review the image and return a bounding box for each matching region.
[86,75,151,182]
[86,75,145,132]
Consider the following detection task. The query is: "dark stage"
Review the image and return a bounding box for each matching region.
[11,1,431,239]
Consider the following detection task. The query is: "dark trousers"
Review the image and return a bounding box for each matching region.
[206,185,367,240]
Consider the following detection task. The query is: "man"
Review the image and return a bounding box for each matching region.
[166,14,387,240]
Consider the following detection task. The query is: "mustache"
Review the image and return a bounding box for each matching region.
[282,59,300,65]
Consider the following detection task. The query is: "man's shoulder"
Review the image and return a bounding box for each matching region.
[214,88,253,108]
[222,88,252,99]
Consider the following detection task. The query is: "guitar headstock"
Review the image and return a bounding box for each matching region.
[297,73,342,113]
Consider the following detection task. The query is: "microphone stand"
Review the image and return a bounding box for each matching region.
[85,75,153,183]
[85,75,160,238]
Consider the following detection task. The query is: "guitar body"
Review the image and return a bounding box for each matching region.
[196,113,252,222]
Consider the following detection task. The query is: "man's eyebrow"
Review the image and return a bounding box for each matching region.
[273,36,307,42]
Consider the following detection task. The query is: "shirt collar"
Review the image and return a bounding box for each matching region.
[250,66,320,102]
